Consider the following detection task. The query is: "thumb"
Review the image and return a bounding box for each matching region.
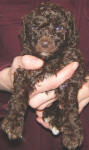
[10,55,44,88]
[21,55,44,70]
[11,55,44,72]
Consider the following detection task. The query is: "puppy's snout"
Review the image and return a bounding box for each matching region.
[35,36,56,54]
[41,41,49,48]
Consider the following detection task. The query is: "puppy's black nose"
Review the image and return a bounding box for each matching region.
[41,41,49,48]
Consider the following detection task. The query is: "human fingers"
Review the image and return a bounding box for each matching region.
[21,55,44,70]
[29,90,56,108]
[36,117,50,129]
[35,99,89,130]
[37,98,57,110]
[36,110,43,118]
[36,110,49,128]
[11,55,44,72]
[31,62,79,96]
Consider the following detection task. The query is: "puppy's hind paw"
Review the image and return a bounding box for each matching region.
[44,117,60,135]
[50,126,60,135]
[62,133,84,150]
[1,116,24,140]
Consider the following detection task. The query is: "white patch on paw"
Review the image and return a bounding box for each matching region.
[44,117,51,123]
[50,126,59,135]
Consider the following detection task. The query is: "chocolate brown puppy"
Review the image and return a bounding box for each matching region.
[1,2,86,150]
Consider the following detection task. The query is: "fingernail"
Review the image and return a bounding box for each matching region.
[72,62,79,71]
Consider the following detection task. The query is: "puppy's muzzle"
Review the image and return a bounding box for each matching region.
[35,36,56,55]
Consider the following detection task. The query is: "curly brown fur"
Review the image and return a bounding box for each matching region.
[1,2,87,150]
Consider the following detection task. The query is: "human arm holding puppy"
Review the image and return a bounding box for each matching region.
[0,55,89,129]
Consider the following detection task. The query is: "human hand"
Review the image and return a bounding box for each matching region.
[33,72,89,130]
[4,55,79,111]
[78,76,89,112]
[0,56,80,129]
[0,55,44,91]
[28,61,81,129]
[1,55,88,130]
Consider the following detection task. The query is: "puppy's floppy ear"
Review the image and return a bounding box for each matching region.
[20,15,33,55]
[66,11,79,48]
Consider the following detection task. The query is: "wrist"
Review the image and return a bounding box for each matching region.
[0,67,13,92]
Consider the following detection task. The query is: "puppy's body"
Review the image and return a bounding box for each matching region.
[1,3,86,150]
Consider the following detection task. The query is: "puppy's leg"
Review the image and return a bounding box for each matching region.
[1,68,29,140]
[43,99,63,135]
[61,84,83,150]
[43,86,66,135]
[43,82,83,149]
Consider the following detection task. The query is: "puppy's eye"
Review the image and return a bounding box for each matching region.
[56,26,63,32]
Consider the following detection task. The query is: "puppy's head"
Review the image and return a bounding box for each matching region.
[21,2,78,60]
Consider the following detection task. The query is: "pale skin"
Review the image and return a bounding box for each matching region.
[0,55,89,129]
